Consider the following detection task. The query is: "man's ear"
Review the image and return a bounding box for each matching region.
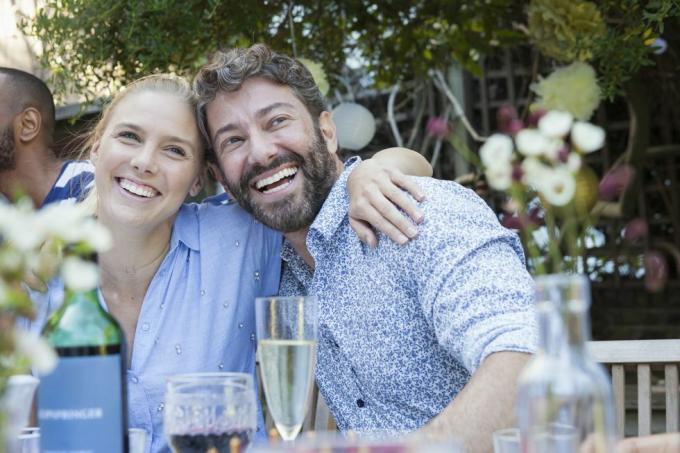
[318,111,339,155]
[17,108,42,143]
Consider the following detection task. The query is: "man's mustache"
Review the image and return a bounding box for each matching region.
[241,153,305,189]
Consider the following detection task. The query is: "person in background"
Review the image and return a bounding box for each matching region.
[0,67,93,206]
[195,44,537,452]
[28,72,431,453]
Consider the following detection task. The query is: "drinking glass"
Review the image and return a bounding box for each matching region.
[16,427,40,453]
[493,428,520,453]
[255,296,318,441]
[164,372,257,453]
[493,425,578,453]
[128,428,146,453]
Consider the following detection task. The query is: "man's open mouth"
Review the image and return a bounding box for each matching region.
[254,166,299,194]
[117,177,160,198]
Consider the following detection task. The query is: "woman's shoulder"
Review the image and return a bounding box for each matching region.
[178,194,281,244]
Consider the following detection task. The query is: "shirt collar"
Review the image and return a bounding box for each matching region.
[170,204,200,252]
[304,156,361,245]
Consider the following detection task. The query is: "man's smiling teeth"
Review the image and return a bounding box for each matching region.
[119,178,158,198]
[255,167,298,191]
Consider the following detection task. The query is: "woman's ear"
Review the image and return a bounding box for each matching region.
[207,162,226,187]
[89,140,101,164]
[318,111,338,155]
[189,171,204,198]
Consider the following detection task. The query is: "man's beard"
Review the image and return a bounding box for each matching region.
[0,126,16,171]
[225,128,339,233]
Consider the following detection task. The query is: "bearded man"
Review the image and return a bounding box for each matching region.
[194,44,537,452]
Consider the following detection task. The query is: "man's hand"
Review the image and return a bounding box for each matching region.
[418,351,531,452]
[617,433,680,453]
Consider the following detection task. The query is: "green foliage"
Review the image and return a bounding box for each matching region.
[24,0,525,102]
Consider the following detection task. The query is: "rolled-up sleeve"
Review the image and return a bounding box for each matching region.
[416,184,537,374]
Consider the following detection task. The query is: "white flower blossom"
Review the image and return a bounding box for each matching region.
[567,153,582,172]
[480,134,514,168]
[543,138,564,161]
[538,167,576,206]
[571,121,605,153]
[521,157,551,189]
[538,110,573,138]
[515,129,550,156]
[37,201,90,242]
[485,161,513,191]
[80,219,113,253]
[61,256,99,292]
[14,330,57,375]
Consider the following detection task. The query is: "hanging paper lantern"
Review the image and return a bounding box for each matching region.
[331,102,376,151]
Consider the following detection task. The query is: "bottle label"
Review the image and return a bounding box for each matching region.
[38,353,125,453]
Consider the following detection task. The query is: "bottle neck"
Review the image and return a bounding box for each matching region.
[537,299,591,356]
[64,288,101,309]
[534,274,591,356]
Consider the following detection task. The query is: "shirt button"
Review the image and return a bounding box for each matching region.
[356,399,365,408]
[130,375,139,384]
[141,323,150,332]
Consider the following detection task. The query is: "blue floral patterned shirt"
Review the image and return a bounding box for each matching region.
[279,158,537,433]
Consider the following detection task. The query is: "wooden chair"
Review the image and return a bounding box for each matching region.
[587,339,680,436]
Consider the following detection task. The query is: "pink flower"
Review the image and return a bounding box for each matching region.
[623,218,648,244]
[644,250,668,293]
[527,109,547,127]
[426,117,450,138]
[598,164,635,201]
[497,105,520,134]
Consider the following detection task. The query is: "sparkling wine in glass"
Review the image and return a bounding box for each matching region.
[255,296,318,441]
[164,372,256,453]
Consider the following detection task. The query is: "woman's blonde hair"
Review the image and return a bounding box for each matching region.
[79,74,206,215]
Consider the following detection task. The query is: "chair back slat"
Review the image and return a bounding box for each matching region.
[612,364,626,436]
[638,364,652,436]
[588,340,680,437]
[665,365,679,432]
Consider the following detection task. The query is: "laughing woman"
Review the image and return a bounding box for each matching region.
[28,74,431,453]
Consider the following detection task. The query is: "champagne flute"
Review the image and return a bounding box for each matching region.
[164,372,256,453]
[255,296,318,441]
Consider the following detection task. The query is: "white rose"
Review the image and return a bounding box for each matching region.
[571,121,605,153]
[485,161,513,191]
[515,129,550,156]
[538,167,576,206]
[480,134,514,168]
[14,330,57,375]
[538,110,573,138]
[61,256,100,291]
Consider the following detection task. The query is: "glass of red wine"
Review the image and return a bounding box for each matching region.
[164,372,257,453]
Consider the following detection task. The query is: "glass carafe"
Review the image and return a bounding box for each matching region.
[517,274,617,453]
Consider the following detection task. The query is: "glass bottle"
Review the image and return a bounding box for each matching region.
[517,274,617,453]
[38,259,128,453]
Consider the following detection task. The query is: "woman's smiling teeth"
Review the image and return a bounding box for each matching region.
[255,166,298,194]
[118,178,159,198]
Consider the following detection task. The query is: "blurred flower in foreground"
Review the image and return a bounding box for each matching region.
[531,62,602,120]
[426,117,450,139]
